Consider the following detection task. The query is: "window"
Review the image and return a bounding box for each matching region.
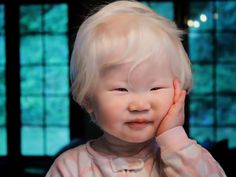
[19,4,70,156]
[141,1,174,20]
[188,1,236,148]
[0,4,7,156]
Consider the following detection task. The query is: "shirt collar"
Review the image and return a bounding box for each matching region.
[110,157,144,172]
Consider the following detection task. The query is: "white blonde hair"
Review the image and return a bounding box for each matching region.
[70,0,192,106]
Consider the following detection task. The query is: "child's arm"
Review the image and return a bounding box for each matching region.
[155,80,227,177]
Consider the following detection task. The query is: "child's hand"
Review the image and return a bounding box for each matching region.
[156,80,186,136]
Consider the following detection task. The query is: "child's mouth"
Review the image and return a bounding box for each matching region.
[125,119,153,129]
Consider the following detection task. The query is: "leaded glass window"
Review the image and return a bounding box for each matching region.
[188,1,236,148]
[0,4,7,156]
[141,1,174,20]
[20,4,70,156]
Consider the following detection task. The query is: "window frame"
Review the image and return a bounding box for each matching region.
[0,0,90,176]
[0,0,197,176]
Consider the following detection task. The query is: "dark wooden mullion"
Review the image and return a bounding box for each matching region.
[68,0,105,142]
[68,0,90,141]
[174,0,190,135]
[5,2,23,176]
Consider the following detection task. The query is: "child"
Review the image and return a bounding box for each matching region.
[46,1,226,176]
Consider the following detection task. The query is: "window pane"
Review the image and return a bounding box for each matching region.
[142,1,174,20]
[189,33,213,63]
[46,127,69,155]
[44,4,68,33]
[216,2,236,30]
[0,5,6,156]
[0,97,6,125]
[190,96,214,126]
[217,96,236,125]
[46,97,69,126]
[0,66,5,94]
[191,65,213,95]
[20,4,70,156]
[20,35,43,65]
[0,36,5,65]
[45,66,69,95]
[190,127,214,146]
[21,96,43,125]
[217,33,236,63]
[216,64,236,92]
[0,127,7,155]
[20,5,42,33]
[0,6,4,33]
[217,128,236,148]
[21,126,44,155]
[189,2,213,31]
[45,35,68,64]
[21,66,43,95]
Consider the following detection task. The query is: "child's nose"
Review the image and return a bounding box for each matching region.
[128,95,151,112]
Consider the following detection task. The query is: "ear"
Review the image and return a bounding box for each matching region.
[82,98,94,113]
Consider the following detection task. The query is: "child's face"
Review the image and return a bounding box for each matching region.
[87,58,174,143]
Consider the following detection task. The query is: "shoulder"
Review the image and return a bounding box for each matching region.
[46,143,92,177]
[55,143,89,163]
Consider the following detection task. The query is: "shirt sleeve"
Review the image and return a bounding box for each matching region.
[156,126,227,177]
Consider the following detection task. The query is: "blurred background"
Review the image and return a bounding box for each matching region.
[0,0,235,176]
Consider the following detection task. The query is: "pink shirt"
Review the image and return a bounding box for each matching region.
[46,127,226,177]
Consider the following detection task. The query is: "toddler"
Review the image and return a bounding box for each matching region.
[46,1,226,176]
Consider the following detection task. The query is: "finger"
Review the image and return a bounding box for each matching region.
[174,80,181,103]
[176,91,186,110]
[170,90,186,116]
[180,90,186,104]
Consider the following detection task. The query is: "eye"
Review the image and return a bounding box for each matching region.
[115,88,128,92]
[150,87,162,91]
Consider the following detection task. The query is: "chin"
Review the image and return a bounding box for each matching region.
[122,135,154,144]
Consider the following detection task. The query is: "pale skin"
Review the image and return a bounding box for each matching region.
[84,59,186,157]
[157,80,186,136]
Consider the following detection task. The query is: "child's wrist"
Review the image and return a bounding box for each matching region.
[156,126,190,152]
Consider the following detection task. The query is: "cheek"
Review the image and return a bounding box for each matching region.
[92,95,126,123]
[165,90,174,108]
[152,90,174,118]
[93,100,125,135]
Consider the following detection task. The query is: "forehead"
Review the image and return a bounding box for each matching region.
[100,56,173,82]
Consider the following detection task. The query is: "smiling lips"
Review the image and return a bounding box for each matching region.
[125,119,153,129]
